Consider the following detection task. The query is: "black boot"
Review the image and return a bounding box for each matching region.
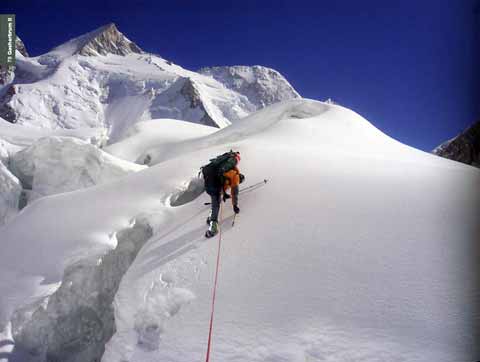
[205,220,218,238]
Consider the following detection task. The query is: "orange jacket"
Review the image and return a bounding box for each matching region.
[223,167,240,205]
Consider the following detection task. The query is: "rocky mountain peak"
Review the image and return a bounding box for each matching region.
[433,120,480,167]
[16,36,29,57]
[50,23,143,57]
[77,23,143,56]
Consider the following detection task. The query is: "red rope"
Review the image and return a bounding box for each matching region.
[205,202,223,362]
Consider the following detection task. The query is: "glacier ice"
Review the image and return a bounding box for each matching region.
[11,216,153,362]
[0,162,22,225]
[9,136,145,202]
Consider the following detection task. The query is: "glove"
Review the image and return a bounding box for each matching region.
[239,173,245,184]
[223,193,231,202]
[233,205,240,214]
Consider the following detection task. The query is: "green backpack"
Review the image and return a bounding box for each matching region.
[201,150,238,189]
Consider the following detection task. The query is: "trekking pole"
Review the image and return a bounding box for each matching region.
[203,179,268,205]
[239,179,268,194]
[232,213,237,227]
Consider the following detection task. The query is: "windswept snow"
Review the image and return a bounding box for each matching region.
[0,99,479,362]
[9,136,145,201]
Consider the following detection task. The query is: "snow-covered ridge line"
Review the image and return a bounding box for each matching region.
[0,23,300,137]
[199,65,301,108]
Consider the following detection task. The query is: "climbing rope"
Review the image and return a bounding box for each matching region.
[204,179,268,360]
[204,201,223,362]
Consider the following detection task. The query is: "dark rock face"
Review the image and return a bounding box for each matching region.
[433,121,480,167]
[0,85,17,122]
[78,23,143,56]
[0,66,10,86]
[179,78,218,127]
[0,37,28,86]
[16,36,29,57]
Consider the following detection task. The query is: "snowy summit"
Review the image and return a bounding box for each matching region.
[0,23,299,135]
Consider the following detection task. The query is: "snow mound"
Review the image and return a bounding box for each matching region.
[138,98,410,166]
[199,65,300,108]
[9,136,145,201]
[105,118,217,163]
[1,99,479,362]
[0,162,21,225]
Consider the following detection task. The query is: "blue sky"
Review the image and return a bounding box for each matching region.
[2,0,479,151]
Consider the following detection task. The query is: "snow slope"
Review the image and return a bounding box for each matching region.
[104,119,217,163]
[0,99,478,362]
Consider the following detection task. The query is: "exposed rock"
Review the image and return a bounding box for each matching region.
[0,66,13,87]
[179,78,218,127]
[0,37,29,87]
[199,65,300,109]
[433,121,480,168]
[76,23,143,56]
[0,84,17,122]
[16,36,29,57]
[148,77,218,127]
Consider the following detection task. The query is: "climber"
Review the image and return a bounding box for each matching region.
[200,151,244,238]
